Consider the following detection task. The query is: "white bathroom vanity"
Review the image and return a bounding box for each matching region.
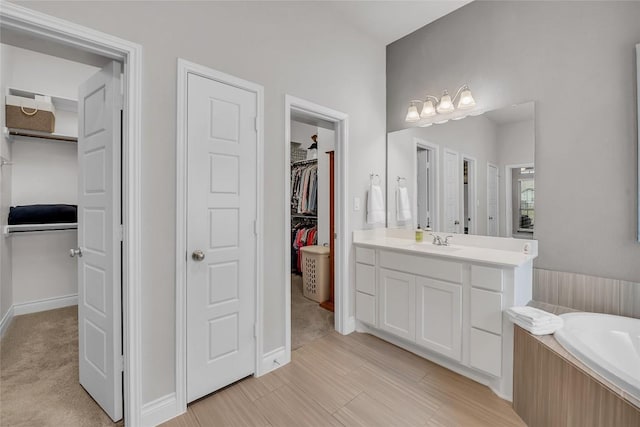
[353,229,538,400]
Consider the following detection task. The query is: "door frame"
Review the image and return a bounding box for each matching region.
[175,59,264,413]
[461,155,477,235]
[284,95,349,363]
[486,162,500,236]
[443,148,460,233]
[413,138,439,231]
[505,162,534,237]
[0,3,143,425]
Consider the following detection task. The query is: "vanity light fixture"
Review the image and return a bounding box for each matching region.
[405,84,476,122]
[436,90,455,114]
[405,100,421,122]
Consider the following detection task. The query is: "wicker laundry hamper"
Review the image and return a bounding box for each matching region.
[299,245,330,303]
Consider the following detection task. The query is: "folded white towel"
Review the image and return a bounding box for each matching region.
[507,306,562,326]
[396,187,412,222]
[367,184,385,225]
[506,306,564,336]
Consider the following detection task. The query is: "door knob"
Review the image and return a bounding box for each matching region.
[70,248,83,258]
[192,250,205,262]
[489,216,494,220]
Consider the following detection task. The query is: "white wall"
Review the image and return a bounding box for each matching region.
[291,121,316,149]
[14,1,387,404]
[387,1,640,283]
[0,43,98,314]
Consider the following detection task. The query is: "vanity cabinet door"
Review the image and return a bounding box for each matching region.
[378,268,416,341]
[415,277,462,361]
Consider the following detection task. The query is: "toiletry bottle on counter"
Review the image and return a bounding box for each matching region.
[416,224,424,242]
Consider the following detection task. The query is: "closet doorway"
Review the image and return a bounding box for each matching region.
[0,5,142,423]
[284,96,349,362]
[462,156,477,235]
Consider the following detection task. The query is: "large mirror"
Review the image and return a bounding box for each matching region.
[387,101,535,239]
[636,43,640,242]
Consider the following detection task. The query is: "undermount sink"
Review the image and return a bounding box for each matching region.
[405,243,462,253]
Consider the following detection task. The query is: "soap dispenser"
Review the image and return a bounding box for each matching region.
[415,224,424,243]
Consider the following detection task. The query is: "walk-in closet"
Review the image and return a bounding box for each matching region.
[289,118,336,350]
[0,36,122,425]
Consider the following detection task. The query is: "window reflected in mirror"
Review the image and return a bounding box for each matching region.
[514,167,534,234]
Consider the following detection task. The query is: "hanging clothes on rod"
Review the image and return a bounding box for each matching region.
[291,219,317,273]
[291,161,318,215]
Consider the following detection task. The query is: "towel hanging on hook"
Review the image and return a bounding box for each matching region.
[369,173,381,185]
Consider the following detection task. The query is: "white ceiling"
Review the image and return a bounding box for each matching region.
[323,1,472,45]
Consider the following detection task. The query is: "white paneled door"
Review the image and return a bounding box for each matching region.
[76,61,122,422]
[444,149,460,233]
[186,73,257,402]
[487,163,499,236]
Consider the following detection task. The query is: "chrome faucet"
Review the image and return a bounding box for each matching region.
[430,233,453,246]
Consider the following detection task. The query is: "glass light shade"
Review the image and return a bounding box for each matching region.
[420,100,436,118]
[436,91,455,114]
[405,103,420,122]
[457,87,476,109]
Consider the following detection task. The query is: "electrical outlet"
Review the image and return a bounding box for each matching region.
[353,197,361,211]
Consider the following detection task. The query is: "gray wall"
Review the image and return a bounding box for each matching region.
[387,1,640,283]
[15,1,386,404]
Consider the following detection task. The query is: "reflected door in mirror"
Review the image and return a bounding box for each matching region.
[444,149,460,233]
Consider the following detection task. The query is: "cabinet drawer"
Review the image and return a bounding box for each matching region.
[379,250,462,283]
[469,328,502,377]
[355,263,376,295]
[356,291,376,326]
[471,265,503,291]
[470,288,503,335]
[355,246,376,265]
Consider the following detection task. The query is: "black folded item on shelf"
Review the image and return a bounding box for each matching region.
[8,204,77,225]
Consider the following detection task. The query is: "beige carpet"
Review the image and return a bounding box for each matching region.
[0,306,121,427]
[291,274,334,350]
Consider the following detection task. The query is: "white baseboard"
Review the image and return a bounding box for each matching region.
[0,306,14,338]
[13,294,77,316]
[259,346,287,376]
[141,392,180,427]
[344,315,356,334]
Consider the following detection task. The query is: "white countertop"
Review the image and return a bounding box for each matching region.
[353,229,538,267]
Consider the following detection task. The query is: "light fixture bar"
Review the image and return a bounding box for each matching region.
[405,84,476,122]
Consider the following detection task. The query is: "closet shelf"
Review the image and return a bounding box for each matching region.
[7,88,78,113]
[4,223,78,235]
[292,213,317,219]
[4,127,78,143]
[292,158,318,166]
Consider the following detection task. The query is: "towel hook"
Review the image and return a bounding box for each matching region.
[397,176,406,188]
[369,173,380,185]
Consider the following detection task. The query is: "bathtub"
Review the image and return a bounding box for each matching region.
[554,312,640,400]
